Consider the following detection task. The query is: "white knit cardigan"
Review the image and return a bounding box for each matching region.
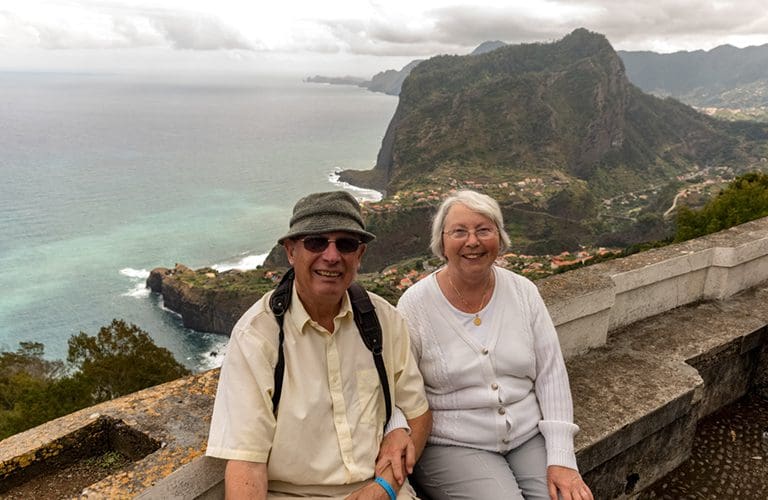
[395,266,579,469]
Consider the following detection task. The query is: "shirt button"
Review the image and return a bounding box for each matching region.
[502,438,510,444]
[482,348,489,355]
[497,407,506,415]
[491,383,499,390]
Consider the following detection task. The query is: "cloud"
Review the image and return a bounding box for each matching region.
[316,1,768,56]
[145,12,254,50]
[429,7,568,46]
[2,0,768,61]
[0,3,255,51]
[320,16,470,57]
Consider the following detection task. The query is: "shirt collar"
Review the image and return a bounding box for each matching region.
[288,284,353,335]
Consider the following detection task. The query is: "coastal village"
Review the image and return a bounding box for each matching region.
[362,165,749,222]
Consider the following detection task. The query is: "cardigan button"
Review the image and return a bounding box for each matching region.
[497,407,506,415]
[491,383,499,390]
[482,348,489,355]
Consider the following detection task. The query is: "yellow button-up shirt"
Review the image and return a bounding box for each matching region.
[206,285,429,487]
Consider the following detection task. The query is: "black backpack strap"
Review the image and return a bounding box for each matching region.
[349,283,392,426]
[269,268,294,413]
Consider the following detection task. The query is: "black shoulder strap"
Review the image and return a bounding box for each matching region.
[268,269,391,427]
[349,283,392,425]
[269,268,294,412]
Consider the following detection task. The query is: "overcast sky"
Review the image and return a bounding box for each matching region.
[2,1,767,76]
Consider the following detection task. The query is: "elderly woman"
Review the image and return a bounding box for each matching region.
[394,190,592,500]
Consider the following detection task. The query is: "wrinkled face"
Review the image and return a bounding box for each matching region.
[442,203,500,277]
[284,231,366,311]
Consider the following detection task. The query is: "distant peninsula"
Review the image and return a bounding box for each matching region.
[305,75,368,86]
[305,61,424,96]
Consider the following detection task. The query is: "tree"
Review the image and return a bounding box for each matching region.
[675,172,768,241]
[0,320,190,440]
[67,319,190,402]
[0,342,89,439]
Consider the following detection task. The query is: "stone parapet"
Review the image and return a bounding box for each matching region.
[539,216,768,357]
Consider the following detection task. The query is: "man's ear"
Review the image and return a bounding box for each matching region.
[283,240,296,265]
[356,243,367,269]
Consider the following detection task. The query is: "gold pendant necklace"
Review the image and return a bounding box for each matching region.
[447,273,492,326]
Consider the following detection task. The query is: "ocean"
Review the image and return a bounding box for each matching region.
[0,71,397,370]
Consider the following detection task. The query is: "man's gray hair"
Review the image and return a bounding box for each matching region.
[429,190,511,261]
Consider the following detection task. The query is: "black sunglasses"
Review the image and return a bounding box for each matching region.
[299,236,362,254]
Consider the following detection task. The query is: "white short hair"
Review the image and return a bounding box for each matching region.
[429,190,511,261]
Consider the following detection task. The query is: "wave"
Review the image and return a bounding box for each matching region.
[212,252,269,272]
[160,305,182,320]
[120,267,150,279]
[189,337,229,371]
[328,169,383,202]
[123,282,150,298]
[120,268,151,298]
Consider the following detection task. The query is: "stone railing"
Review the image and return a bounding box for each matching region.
[2,217,768,498]
[539,216,768,357]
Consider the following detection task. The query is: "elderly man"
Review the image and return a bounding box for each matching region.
[207,191,431,499]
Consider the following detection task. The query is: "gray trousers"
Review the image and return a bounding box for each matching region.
[412,433,549,500]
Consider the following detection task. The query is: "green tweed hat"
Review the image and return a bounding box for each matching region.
[277,191,376,244]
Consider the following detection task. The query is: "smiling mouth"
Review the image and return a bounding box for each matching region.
[462,253,486,259]
[315,270,343,277]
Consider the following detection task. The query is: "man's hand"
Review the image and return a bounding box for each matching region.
[344,480,390,500]
[375,428,415,485]
[546,465,593,500]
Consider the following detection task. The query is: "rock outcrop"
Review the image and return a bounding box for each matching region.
[146,265,269,335]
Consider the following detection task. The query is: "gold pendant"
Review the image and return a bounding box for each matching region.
[473,315,482,326]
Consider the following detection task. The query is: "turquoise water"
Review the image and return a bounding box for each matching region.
[0,72,396,369]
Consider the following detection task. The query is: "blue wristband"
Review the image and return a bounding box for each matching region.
[374,476,397,500]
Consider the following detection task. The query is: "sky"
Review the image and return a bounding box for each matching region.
[1,1,768,77]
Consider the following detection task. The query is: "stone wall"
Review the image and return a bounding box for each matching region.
[539,216,768,358]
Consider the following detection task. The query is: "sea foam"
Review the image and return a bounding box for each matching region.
[329,169,383,202]
[191,336,228,370]
[123,282,151,298]
[120,268,151,298]
[120,268,150,279]
[212,253,268,272]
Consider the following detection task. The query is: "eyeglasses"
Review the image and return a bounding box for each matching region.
[299,236,363,253]
[443,227,497,241]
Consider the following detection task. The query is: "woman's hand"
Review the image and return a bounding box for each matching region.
[375,428,415,485]
[547,465,593,500]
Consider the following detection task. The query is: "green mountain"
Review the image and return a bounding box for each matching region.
[333,29,768,268]
[619,44,768,108]
[345,29,765,196]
